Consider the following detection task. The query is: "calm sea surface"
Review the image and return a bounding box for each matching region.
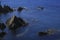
[0,0,60,40]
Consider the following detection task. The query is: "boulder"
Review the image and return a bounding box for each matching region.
[0,32,6,38]
[0,23,6,32]
[37,6,44,10]
[6,16,28,30]
[17,7,25,12]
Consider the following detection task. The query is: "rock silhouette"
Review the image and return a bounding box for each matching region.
[17,7,25,12]
[6,16,28,30]
[38,32,48,36]
[37,6,44,10]
[0,23,6,32]
[38,29,56,36]
[0,5,13,14]
[0,32,6,39]
[3,5,13,13]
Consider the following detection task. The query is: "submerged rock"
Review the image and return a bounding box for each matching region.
[0,5,13,14]
[0,23,6,32]
[38,32,48,36]
[38,29,56,36]
[17,7,25,12]
[37,6,44,10]
[6,16,28,30]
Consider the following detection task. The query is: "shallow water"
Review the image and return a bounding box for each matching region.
[0,0,60,40]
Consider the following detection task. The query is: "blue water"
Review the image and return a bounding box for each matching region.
[0,0,60,40]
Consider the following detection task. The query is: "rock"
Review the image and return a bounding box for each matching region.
[17,7,25,12]
[0,5,3,13]
[3,5,13,13]
[38,32,48,36]
[37,6,44,10]
[0,32,6,38]
[6,16,28,30]
[0,5,13,14]
[0,23,6,32]
[38,29,56,36]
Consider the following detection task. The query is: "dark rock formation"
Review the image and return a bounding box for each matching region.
[37,6,44,10]
[38,32,48,36]
[6,16,28,30]
[0,23,6,32]
[17,7,25,12]
[0,5,3,13]
[38,29,55,36]
[0,5,13,14]
[3,5,13,13]
[0,32,6,38]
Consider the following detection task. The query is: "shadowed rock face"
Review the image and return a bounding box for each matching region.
[0,23,6,31]
[0,5,13,14]
[17,7,24,12]
[6,16,28,30]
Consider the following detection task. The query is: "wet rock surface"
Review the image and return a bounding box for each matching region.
[6,16,28,30]
[0,23,6,31]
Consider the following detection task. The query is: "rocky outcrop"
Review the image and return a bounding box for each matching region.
[0,5,13,14]
[3,5,13,13]
[17,7,25,12]
[0,23,6,32]
[6,16,28,30]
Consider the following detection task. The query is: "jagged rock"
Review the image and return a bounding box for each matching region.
[6,16,28,30]
[0,5,13,14]
[0,5,4,13]
[0,23,6,32]
[17,7,25,12]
